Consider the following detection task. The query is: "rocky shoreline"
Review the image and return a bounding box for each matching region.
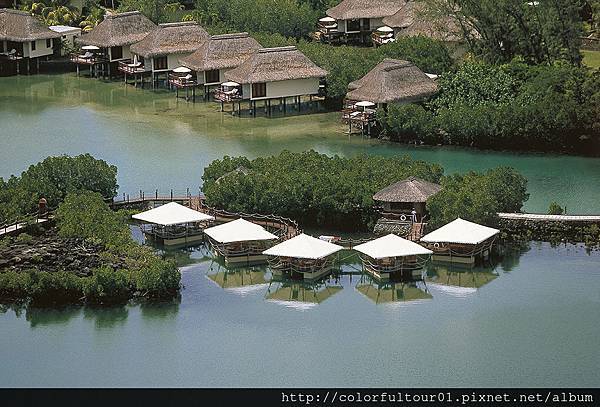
[499,218,600,248]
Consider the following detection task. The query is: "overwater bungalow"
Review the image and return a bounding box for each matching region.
[129,21,209,88]
[49,25,82,56]
[382,0,465,43]
[322,0,407,44]
[356,278,431,305]
[420,218,500,266]
[265,278,343,309]
[0,8,62,75]
[223,46,328,116]
[75,11,156,77]
[178,32,261,100]
[131,202,214,246]
[354,233,432,281]
[263,233,344,281]
[204,218,279,266]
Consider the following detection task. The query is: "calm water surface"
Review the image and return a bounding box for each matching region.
[1,74,600,387]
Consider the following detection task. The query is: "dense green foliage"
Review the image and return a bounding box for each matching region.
[547,202,565,215]
[202,151,528,231]
[379,61,600,152]
[427,167,529,228]
[0,154,118,224]
[203,150,444,230]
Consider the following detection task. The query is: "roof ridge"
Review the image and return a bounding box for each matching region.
[258,46,297,53]
[158,21,199,28]
[211,32,250,40]
[106,11,142,19]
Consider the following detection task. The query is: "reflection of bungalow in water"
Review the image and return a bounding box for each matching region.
[263,233,344,281]
[223,46,328,116]
[266,279,343,309]
[322,0,407,44]
[207,269,268,295]
[354,234,432,281]
[204,218,279,266]
[420,218,500,266]
[0,9,62,75]
[129,22,209,87]
[426,264,498,296]
[382,0,466,43]
[179,32,261,99]
[75,11,157,77]
[132,202,214,246]
[356,278,431,305]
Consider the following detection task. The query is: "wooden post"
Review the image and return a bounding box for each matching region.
[26,58,30,74]
[76,64,79,76]
[253,100,256,117]
[283,97,286,114]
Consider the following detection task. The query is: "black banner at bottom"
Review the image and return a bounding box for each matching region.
[1,388,598,406]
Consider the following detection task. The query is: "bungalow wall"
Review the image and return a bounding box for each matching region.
[23,39,54,58]
[258,78,320,100]
[196,68,228,86]
[149,53,192,73]
[108,45,132,62]
[337,18,385,33]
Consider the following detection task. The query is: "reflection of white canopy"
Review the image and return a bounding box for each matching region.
[173,66,192,73]
[355,100,375,107]
[354,234,432,259]
[420,218,500,245]
[81,45,99,50]
[132,202,214,226]
[204,218,278,244]
[319,17,336,23]
[263,233,343,260]
[377,26,394,33]
[221,81,240,87]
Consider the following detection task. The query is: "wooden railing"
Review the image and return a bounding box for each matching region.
[168,73,197,88]
[118,60,146,74]
[214,88,243,102]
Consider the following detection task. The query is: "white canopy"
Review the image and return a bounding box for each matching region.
[354,234,432,259]
[132,202,214,226]
[263,233,343,260]
[420,218,500,245]
[173,66,192,73]
[81,45,99,50]
[377,26,394,33]
[319,17,336,23]
[221,81,240,87]
[204,218,278,244]
[355,100,375,107]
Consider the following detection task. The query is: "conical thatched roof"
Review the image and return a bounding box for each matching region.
[346,58,438,104]
[326,0,406,20]
[373,176,441,203]
[130,21,209,58]
[224,46,328,84]
[383,1,465,42]
[77,11,156,48]
[0,8,62,42]
[179,32,261,72]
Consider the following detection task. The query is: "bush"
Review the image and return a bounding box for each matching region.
[83,267,132,304]
[132,258,180,298]
[0,271,32,300]
[28,270,84,306]
[377,104,437,143]
[15,233,34,244]
[377,35,454,74]
[547,202,564,215]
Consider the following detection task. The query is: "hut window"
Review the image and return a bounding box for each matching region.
[31,41,36,51]
[347,19,360,32]
[361,18,370,31]
[46,39,52,48]
[110,46,123,60]
[252,82,266,98]
[153,56,168,70]
[205,69,220,84]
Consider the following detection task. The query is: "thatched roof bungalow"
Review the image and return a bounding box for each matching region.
[373,176,442,220]
[77,11,156,62]
[382,1,464,42]
[179,32,261,86]
[324,0,406,42]
[130,21,209,73]
[346,58,438,106]
[224,46,327,101]
[0,8,61,61]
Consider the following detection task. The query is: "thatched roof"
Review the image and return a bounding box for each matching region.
[326,0,406,20]
[373,176,441,203]
[383,1,464,42]
[224,46,328,84]
[179,32,261,72]
[346,58,438,104]
[130,21,209,58]
[77,11,156,48]
[0,8,62,42]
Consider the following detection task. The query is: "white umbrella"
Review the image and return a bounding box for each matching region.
[173,66,191,73]
[355,101,375,108]
[319,17,336,23]
[377,26,394,33]
[81,45,99,51]
[221,81,240,87]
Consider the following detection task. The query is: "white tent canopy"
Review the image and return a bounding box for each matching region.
[204,218,278,244]
[81,45,99,50]
[132,202,214,226]
[420,218,500,245]
[376,26,394,33]
[221,81,240,87]
[319,16,336,23]
[354,234,432,259]
[173,66,192,73]
[355,100,375,107]
[263,233,343,260]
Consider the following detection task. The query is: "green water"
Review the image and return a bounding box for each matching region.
[1,74,600,213]
[1,74,600,387]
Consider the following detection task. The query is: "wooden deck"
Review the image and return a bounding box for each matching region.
[498,213,600,222]
[0,218,48,237]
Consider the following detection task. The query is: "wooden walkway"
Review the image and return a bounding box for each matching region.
[498,213,600,222]
[0,218,49,237]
